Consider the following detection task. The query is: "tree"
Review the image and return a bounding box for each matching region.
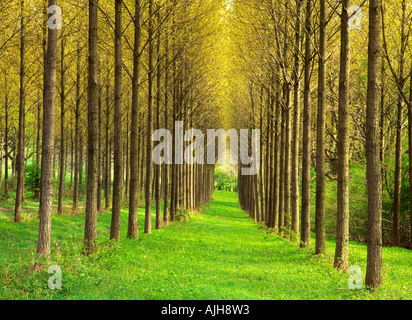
[73,43,81,212]
[145,0,154,234]
[155,4,162,231]
[84,0,99,255]
[334,0,351,270]
[300,0,312,248]
[57,31,66,215]
[110,0,123,243]
[4,79,9,196]
[14,0,26,223]
[37,0,59,256]
[163,27,170,226]
[385,0,408,247]
[365,0,383,290]
[315,0,327,255]
[291,0,302,242]
[128,0,142,239]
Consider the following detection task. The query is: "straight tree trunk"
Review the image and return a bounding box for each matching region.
[124,109,129,198]
[37,0,58,255]
[273,75,281,230]
[267,86,274,227]
[291,15,301,241]
[70,126,73,185]
[84,0,99,255]
[265,87,271,225]
[79,128,84,187]
[334,0,351,270]
[315,0,327,255]
[14,0,26,223]
[365,0,383,289]
[58,34,66,215]
[259,86,264,222]
[279,100,285,234]
[35,0,47,199]
[155,6,162,230]
[380,57,385,243]
[128,0,142,239]
[140,131,144,192]
[35,76,42,199]
[105,83,111,210]
[392,0,407,247]
[97,86,102,212]
[283,81,292,234]
[145,0,154,234]
[163,31,170,226]
[300,0,312,248]
[73,45,81,212]
[111,0,124,242]
[4,83,9,195]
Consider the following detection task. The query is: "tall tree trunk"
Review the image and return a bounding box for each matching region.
[73,45,81,212]
[291,0,301,239]
[124,104,129,198]
[4,81,9,196]
[315,0,327,255]
[14,0,25,223]
[273,74,281,231]
[279,98,285,234]
[365,0,383,289]
[111,0,124,242]
[334,0,351,270]
[392,0,407,247]
[300,0,312,248]
[37,0,58,255]
[97,86,102,212]
[128,0,142,239]
[84,0,99,255]
[58,34,66,215]
[35,89,41,200]
[380,57,385,243]
[155,6,162,230]
[267,85,274,227]
[163,31,170,226]
[35,0,47,199]
[265,86,271,225]
[70,125,74,184]
[259,86,265,222]
[145,0,154,234]
[105,83,110,210]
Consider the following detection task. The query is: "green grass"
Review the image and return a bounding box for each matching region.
[1,190,412,300]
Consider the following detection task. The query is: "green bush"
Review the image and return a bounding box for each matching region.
[214,167,237,192]
[25,163,41,195]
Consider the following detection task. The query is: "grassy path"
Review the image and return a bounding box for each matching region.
[1,190,412,299]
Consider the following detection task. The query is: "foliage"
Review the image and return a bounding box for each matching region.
[214,167,237,192]
[25,163,41,195]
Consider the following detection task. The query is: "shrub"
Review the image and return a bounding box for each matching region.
[214,167,237,192]
[25,163,41,195]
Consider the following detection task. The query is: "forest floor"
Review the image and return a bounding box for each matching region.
[1,190,412,300]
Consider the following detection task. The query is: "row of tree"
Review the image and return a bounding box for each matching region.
[0,1,222,256]
[231,0,390,290]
